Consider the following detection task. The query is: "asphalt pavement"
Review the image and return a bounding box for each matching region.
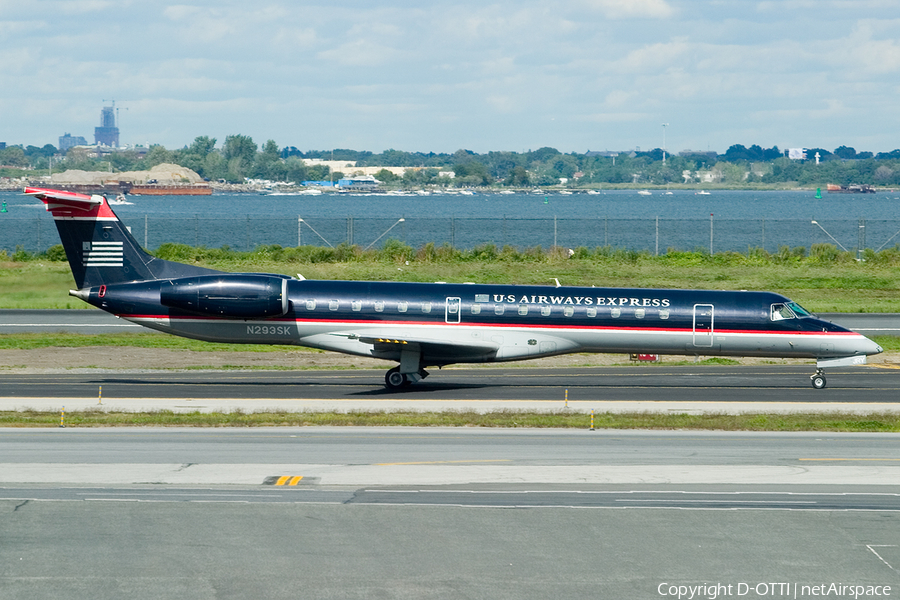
[4,365,900,414]
[2,428,899,599]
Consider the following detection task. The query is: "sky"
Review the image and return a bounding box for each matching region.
[2,0,900,155]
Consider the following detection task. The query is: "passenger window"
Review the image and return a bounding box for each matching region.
[422,302,432,314]
[518,305,528,316]
[586,307,597,318]
[563,306,574,317]
[610,308,621,318]
[374,300,384,313]
[329,299,339,311]
[305,299,316,311]
[398,301,408,313]
[541,306,551,317]
[659,309,670,320]
[635,308,645,319]
[351,300,362,312]
[470,304,481,315]
[494,304,505,316]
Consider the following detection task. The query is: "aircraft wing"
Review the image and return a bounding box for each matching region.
[313,329,500,361]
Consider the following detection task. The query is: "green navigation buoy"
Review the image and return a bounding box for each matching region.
[0,201,7,213]
[815,188,822,199]
[544,196,549,204]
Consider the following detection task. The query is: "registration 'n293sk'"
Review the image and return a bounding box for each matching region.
[247,325,292,335]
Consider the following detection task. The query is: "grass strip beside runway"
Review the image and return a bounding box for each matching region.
[0,333,321,352]
[2,409,899,431]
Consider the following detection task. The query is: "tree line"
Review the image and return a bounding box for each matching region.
[4,137,900,187]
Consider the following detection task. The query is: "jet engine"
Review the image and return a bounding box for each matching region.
[159,274,290,318]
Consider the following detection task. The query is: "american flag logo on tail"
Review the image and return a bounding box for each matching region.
[83,241,124,267]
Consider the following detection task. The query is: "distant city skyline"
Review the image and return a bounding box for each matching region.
[3,1,900,154]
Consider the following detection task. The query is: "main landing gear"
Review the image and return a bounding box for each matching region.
[384,366,430,390]
[810,369,826,390]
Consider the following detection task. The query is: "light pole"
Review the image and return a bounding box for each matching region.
[662,123,669,165]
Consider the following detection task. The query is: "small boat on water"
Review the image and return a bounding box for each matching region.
[696,190,711,195]
[637,190,651,196]
[108,193,133,205]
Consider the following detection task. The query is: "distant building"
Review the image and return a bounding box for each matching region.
[337,175,380,191]
[94,105,119,147]
[59,133,88,152]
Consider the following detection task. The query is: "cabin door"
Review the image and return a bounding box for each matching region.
[445,297,461,324]
[692,304,714,347]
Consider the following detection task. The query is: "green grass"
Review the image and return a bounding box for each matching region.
[2,409,898,431]
[0,332,310,352]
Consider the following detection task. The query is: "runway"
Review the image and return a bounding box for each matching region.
[4,365,900,414]
[2,428,899,599]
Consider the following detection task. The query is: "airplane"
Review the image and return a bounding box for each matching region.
[26,186,882,390]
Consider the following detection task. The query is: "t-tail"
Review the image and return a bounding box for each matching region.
[26,187,220,288]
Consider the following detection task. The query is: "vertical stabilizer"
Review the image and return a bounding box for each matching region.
[26,187,220,288]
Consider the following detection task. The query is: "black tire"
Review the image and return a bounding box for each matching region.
[811,375,826,389]
[385,367,407,390]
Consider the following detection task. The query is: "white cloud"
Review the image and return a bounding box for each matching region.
[316,39,402,67]
[757,0,898,11]
[579,0,675,19]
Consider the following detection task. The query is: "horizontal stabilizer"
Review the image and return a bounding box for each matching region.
[25,187,107,216]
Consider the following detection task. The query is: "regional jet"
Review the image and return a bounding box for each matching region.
[26,187,881,390]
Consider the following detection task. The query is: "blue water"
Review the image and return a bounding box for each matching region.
[3,189,900,253]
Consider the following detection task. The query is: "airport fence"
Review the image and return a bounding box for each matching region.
[1,215,895,257]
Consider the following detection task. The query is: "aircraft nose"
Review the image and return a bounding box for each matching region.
[857,335,883,356]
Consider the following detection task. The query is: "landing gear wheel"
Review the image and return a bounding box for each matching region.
[810,371,826,390]
[385,367,407,390]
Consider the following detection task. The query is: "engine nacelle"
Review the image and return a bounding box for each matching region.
[160,274,290,318]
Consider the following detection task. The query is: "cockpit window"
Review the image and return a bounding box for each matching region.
[786,301,811,317]
[770,303,795,321]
